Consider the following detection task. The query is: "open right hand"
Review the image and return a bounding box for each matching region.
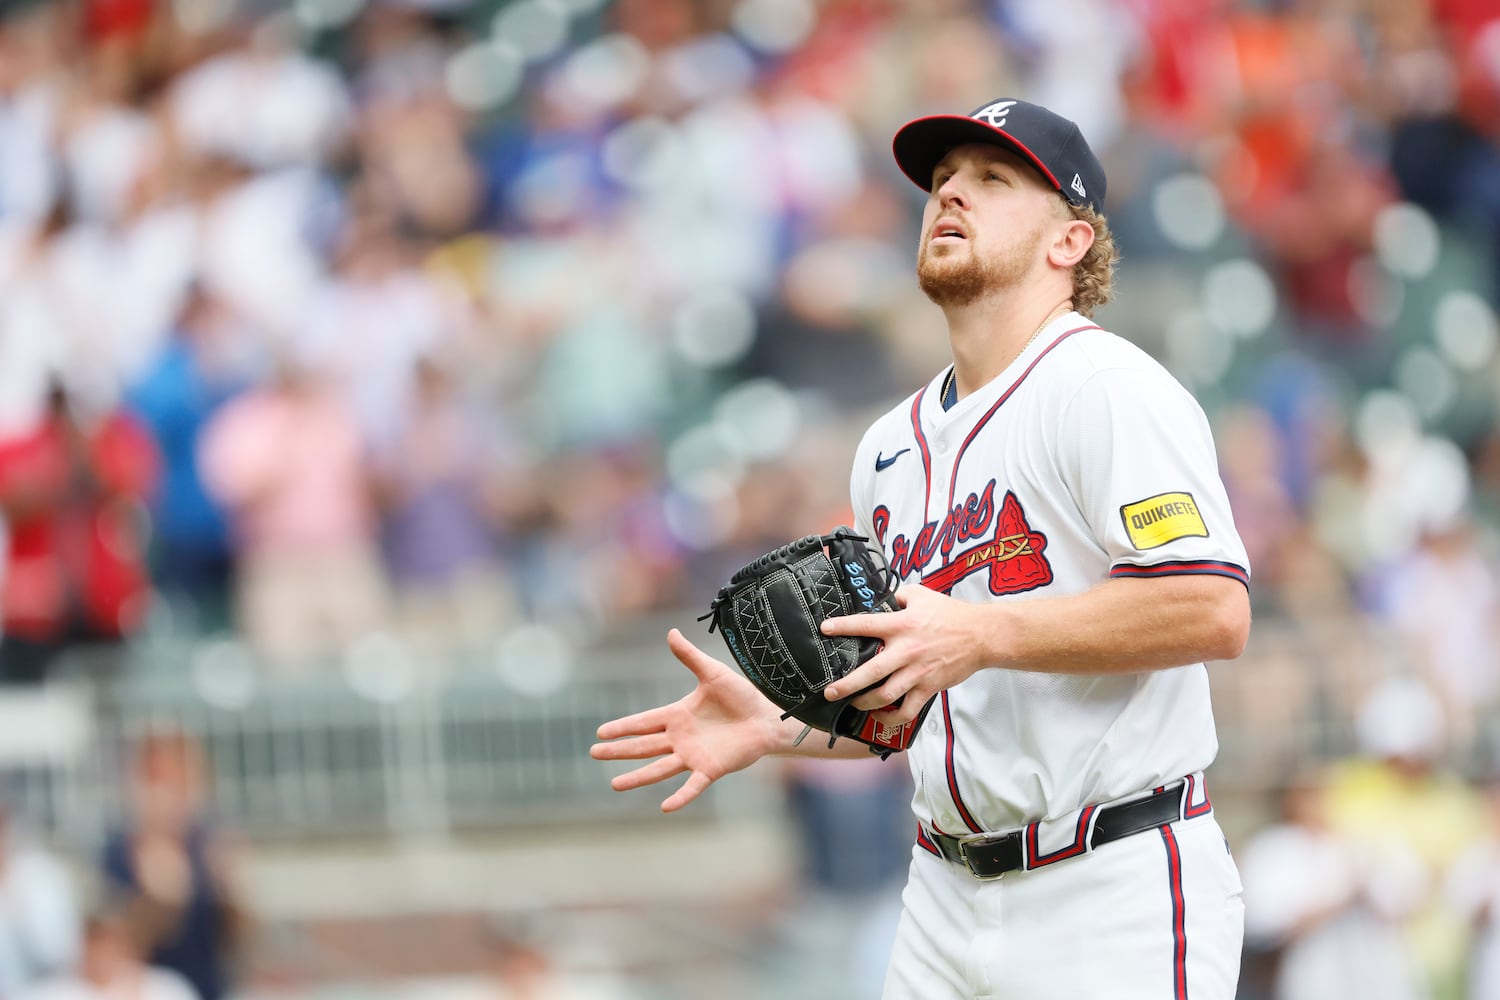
[590,628,784,812]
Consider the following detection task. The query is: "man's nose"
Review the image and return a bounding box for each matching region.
[937,174,970,211]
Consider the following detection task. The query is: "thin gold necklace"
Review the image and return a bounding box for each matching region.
[943,318,1051,403]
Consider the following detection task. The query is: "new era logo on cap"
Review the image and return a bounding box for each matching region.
[891,98,1107,215]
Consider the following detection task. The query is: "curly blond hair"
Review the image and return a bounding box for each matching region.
[1065,202,1118,318]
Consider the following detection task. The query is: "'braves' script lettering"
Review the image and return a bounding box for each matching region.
[878,482,1053,597]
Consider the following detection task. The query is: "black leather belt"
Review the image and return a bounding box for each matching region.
[926,780,1188,880]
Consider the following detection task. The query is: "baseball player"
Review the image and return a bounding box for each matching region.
[592,98,1251,1000]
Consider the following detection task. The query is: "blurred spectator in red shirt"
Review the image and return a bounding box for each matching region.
[198,356,386,667]
[0,382,159,684]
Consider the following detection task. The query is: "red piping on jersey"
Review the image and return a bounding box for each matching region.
[1110,560,1249,587]
[916,824,942,857]
[1161,825,1189,999]
[944,324,1100,511]
[1184,773,1212,819]
[1025,804,1098,868]
[909,387,934,522]
[940,691,983,833]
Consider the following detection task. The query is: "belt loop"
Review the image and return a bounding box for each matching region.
[1021,820,1038,871]
[1181,772,1212,819]
[1176,776,1191,822]
[1082,801,1105,850]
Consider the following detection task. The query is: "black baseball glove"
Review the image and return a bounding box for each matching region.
[703,527,934,758]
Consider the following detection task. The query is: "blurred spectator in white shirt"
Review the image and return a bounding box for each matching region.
[0,203,92,440]
[0,4,65,224]
[17,906,199,1000]
[1447,771,1500,1000]
[0,798,80,996]
[1239,764,1432,1000]
[299,209,451,446]
[1381,517,1500,746]
[194,159,330,346]
[167,15,351,172]
[54,45,155,229]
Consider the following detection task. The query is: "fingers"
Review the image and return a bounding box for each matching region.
[590,732,673,761]
[820,611,899,639]
[866,689,926,726]
[851,686,904,713]
[897,582,938,604]
[595,709,666,742]
[824,646,921,715]
[849,670,916,712]
[667,628,729,682]
[878,705,919,728]
[599,748,715,812]
[824,648,896,702]
[833,661,925,722]
[596,629,719,741]
[609,754,685,792]
[662,771,713,813]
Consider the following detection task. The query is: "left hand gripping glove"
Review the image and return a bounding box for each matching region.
[704,527,934,758]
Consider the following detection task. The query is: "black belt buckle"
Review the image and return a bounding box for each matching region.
[957,830,1024,880]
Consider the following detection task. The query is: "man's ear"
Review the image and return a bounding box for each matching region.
[1049,218,1095,269]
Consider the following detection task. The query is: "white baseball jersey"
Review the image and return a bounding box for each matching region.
[849,311,1250,837]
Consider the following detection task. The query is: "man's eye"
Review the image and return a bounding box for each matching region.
[986,171,1003,182]
[933,173,953,189]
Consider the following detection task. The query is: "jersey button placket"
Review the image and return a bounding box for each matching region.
[926,441,955,540]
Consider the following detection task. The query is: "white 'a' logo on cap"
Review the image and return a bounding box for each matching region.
[1071,174,1087,197]
[973,100,1017,127]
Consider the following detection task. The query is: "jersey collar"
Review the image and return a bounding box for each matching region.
[923,310,1088,428]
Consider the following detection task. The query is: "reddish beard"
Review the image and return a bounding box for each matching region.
[917,225,1043,307]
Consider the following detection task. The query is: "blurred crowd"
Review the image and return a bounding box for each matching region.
[0,0,1497,670]
[2,0,1500,996]
[2,728,249,1000]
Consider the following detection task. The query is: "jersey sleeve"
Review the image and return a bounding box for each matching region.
[1057,367,1249,587]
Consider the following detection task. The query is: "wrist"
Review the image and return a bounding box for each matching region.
[770,712,809,755]
[975,599,1019,669]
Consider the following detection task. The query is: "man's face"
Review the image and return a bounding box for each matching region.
[916,143,1062,307]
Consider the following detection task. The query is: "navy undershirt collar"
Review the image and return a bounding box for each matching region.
[941,367,958,411]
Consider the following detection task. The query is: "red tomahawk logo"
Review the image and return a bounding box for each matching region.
[920,491,1053,596]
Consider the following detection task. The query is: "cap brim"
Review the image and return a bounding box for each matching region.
[892,115,1062,195]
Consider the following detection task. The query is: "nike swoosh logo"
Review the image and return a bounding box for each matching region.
[875,448,911,472]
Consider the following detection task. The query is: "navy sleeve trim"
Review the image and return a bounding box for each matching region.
[1109,559,1249,588]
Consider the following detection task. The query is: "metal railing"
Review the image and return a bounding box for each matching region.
[0,614,1422,851]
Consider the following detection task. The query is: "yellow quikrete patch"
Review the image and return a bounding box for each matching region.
[1120,492,1208,550]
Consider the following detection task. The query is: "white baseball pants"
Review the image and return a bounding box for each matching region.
[882,812,1244,999]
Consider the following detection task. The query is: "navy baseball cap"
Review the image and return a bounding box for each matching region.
[892,98,1107,215]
